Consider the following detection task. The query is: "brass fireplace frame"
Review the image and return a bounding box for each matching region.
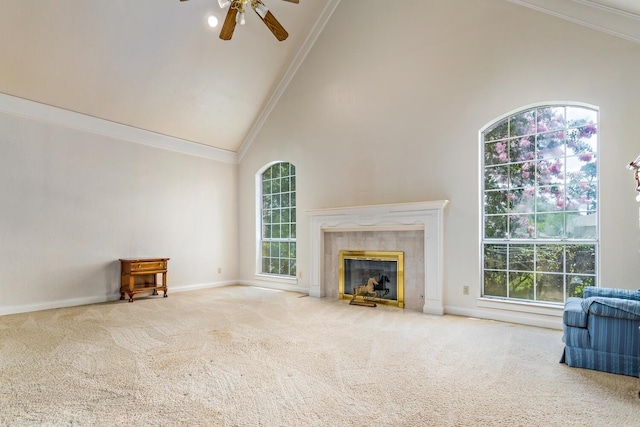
[339,250,404,308]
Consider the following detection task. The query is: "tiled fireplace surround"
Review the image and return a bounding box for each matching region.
[307,201,449,315]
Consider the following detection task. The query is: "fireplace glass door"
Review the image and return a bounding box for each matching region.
[339,250,404,308]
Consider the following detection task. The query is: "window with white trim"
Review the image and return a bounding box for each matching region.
[260,162,296,277]
[482,104,598,304]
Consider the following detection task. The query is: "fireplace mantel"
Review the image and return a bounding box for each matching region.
[307,201,449,315]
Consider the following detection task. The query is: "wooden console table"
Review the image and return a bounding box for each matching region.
[119,258,169,302]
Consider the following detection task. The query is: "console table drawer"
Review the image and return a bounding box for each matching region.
[130,261,166,272]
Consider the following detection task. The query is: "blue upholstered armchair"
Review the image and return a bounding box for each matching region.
[560,287,640,377]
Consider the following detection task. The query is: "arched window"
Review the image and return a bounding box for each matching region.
[259,162,296,277]
[482,104,598,304]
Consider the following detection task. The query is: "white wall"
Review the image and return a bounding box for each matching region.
[237,0,640,326]
[0,105,238,315]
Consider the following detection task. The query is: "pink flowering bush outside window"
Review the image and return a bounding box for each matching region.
[482,105,597,304]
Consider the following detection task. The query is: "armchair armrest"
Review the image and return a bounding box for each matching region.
[583,287,640,301]
[581,297,640,320]
[564,297,588,327]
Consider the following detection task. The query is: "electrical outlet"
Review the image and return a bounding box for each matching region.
[463,285,470,295]
[217,267,222,274]
[298,271,303,279]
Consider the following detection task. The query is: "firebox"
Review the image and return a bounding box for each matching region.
[339,250,404,308]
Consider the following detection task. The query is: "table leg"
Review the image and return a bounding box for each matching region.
[152,273,158,295]
[162,271,168,298]
[128,275,135,302]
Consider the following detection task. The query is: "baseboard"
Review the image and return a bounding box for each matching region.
[0,280,238,316]
[170,280,237,293]
[0,295,119,317]
[237,279,310,294]
[445,304,563,330]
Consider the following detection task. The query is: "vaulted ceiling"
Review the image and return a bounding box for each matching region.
[0,0,637,156]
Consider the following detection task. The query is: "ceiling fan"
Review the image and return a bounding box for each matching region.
[179,0,299,41]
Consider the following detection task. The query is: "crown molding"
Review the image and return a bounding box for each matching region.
[237,0,342,162]
[0,92,238,164]
[573,0,640,19]
[508,0,640,44]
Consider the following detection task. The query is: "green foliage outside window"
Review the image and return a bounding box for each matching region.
[261,162,296,277]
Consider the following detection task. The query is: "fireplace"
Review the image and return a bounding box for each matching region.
[307,201,449,315]
[339,250,404,307]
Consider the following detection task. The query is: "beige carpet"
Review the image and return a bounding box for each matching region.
[0,285,638,426]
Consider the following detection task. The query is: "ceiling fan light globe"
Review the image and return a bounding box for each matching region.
[236,11,246,25]
[218,0,231,8]
[207,15,219,28]
[255,3,268,19]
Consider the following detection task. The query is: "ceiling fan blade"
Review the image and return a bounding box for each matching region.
[282,0,299,3]
[256,10,289,41]
[219,7,238,40]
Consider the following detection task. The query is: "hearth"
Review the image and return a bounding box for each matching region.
[339,250,404,307]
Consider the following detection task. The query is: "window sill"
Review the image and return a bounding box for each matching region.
[254,273,298,286]
[476,297,563,317]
